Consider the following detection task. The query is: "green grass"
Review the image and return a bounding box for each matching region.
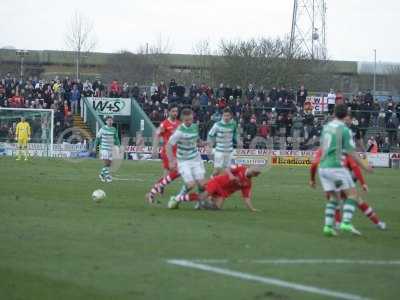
[0,157,399,300]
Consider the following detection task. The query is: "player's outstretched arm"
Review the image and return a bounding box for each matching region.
[206,124,217,153]
[206,137,215,155]
[242,197,260,212]
[225,167,238,182]
[343,127,372,173]
[93,134,100,153]
[233,122,243,149]
[309,162,318,188]
[349,151,372,173]
[114,130,121,146]
[166,142,177,171]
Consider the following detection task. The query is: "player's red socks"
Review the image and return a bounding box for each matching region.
[334,208,341,225]
[333,201,381,225]
[148,171,181,201]
[358,201,380,225]
[176,193,199,202]
[156,171,180,193]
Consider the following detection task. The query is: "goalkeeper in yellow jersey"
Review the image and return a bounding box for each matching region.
[15,117,31,161]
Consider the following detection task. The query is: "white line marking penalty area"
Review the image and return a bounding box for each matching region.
[167,259,370,300]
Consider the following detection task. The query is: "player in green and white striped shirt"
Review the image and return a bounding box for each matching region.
[166,108,206,209]
[94,116,120,183]
[318,104,371,236]
[207,108,239,177]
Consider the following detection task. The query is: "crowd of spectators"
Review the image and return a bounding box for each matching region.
[0,73,116,141]
[1,73,400,151]
[135,79,400,150]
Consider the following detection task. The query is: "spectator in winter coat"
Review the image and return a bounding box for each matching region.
[233,85,242,99]
[150,83,158,96]
[258,120,270,138]
[70,84,80,114]
[380,137,391,153]
[199,92,209,107]
[131,83,140,99]
[158,81,168,96]
[110,80,121,98]
[168,79,177,96]
[296,85,308,108]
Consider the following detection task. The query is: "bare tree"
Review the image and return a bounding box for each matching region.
[65,11,97,80]
[192,39,211,56]
[215,36,341,93]
[215,36,312,88]
[107,35,173,85]
[137,34,172,55]
[192,39,212,83]
[136,34,173,83]
[106,50,156,84]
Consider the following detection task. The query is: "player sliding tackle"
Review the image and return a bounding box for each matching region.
[317,104,372,236]
[94,116,120,183]
[166,108,206,208]
[147,104,180,203]
[168,164,261,212]
[207,108,240,177]
[15,117,31,161]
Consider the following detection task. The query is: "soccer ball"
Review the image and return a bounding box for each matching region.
[92,189,106,202]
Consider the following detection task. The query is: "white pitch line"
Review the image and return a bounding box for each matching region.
[189,259,229,264]
[189,258,400,266]
[167,259,369,300]
[251,259,400,265]
[112,176,145,182]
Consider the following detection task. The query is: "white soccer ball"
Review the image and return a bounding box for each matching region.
[92,189,106,202]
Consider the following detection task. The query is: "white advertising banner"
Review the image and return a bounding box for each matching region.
[366,153,390,168]
[0,142,394,168]
[0,143,89,158]
[89,97,131,116]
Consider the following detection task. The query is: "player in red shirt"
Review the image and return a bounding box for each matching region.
[147,104,181,203]
[310,148,386,230]
[168,164,261,212]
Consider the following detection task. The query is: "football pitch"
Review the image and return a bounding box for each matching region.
[0,157,399,300]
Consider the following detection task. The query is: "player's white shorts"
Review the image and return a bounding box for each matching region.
[100,150,113,161]
[214,151,233,169]
[318,168,355,192]
[178,156,205,184]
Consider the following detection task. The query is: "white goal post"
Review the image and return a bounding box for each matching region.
[0,107,54,157]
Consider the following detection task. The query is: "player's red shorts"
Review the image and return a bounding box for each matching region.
[206,179,230,199]
[160,147,177,170]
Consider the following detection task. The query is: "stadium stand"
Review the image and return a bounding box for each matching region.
[1,73,399,151]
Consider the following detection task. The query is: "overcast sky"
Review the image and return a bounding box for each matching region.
[1,0,399,62]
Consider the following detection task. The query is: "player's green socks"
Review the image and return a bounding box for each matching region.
[178,185,188,196]
[342,199,357,224]
[324,200,338,227]
[101,167,109,177]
